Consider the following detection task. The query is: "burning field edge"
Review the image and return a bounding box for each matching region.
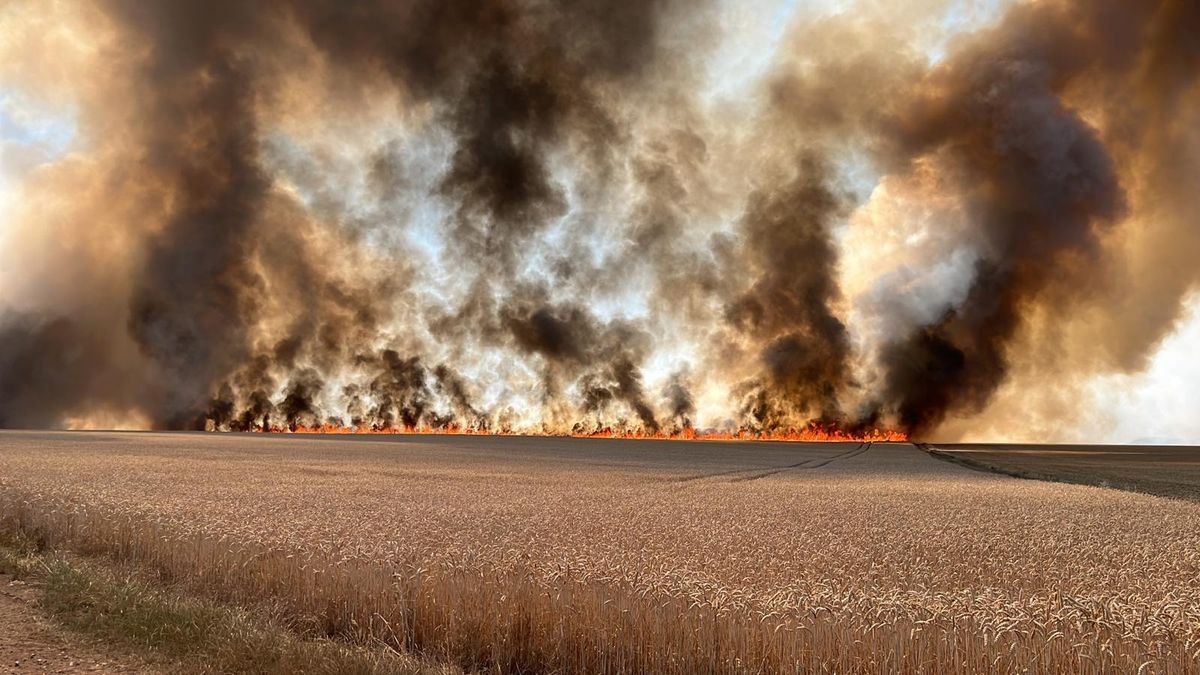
[207,423,909,443]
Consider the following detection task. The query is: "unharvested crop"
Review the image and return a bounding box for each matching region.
[0,431,1198,673]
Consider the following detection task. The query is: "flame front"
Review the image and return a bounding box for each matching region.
[267,422,908,443]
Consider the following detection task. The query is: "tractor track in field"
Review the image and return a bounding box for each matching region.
[672,442,873,483]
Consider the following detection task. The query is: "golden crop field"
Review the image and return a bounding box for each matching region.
[1,431,1198,673]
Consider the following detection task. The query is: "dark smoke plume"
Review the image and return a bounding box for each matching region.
[874,0,1185,434]
[725,155,852,428]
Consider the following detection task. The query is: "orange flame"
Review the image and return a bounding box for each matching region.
[243,422,907,442]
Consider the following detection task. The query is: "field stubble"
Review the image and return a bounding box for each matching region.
[930,443,1200,501]
[0,431,1198,673]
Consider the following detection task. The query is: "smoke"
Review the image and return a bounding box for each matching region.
[869,0,1194,435]
[661,370,696,430]
[0,0,1196,440]
[724,155,851,428]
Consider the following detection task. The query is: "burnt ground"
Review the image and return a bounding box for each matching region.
[926,443,1200,501]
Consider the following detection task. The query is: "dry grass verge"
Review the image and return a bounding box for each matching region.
[0,531,459,675]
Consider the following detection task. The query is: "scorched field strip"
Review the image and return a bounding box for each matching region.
[1,431,1198,673]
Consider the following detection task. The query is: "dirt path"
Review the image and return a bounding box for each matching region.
[0,573,150,675]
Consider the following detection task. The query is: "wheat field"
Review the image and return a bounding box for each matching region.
[0,431,1198,673]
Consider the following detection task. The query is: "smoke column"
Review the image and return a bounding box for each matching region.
[0,0,1196,440]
